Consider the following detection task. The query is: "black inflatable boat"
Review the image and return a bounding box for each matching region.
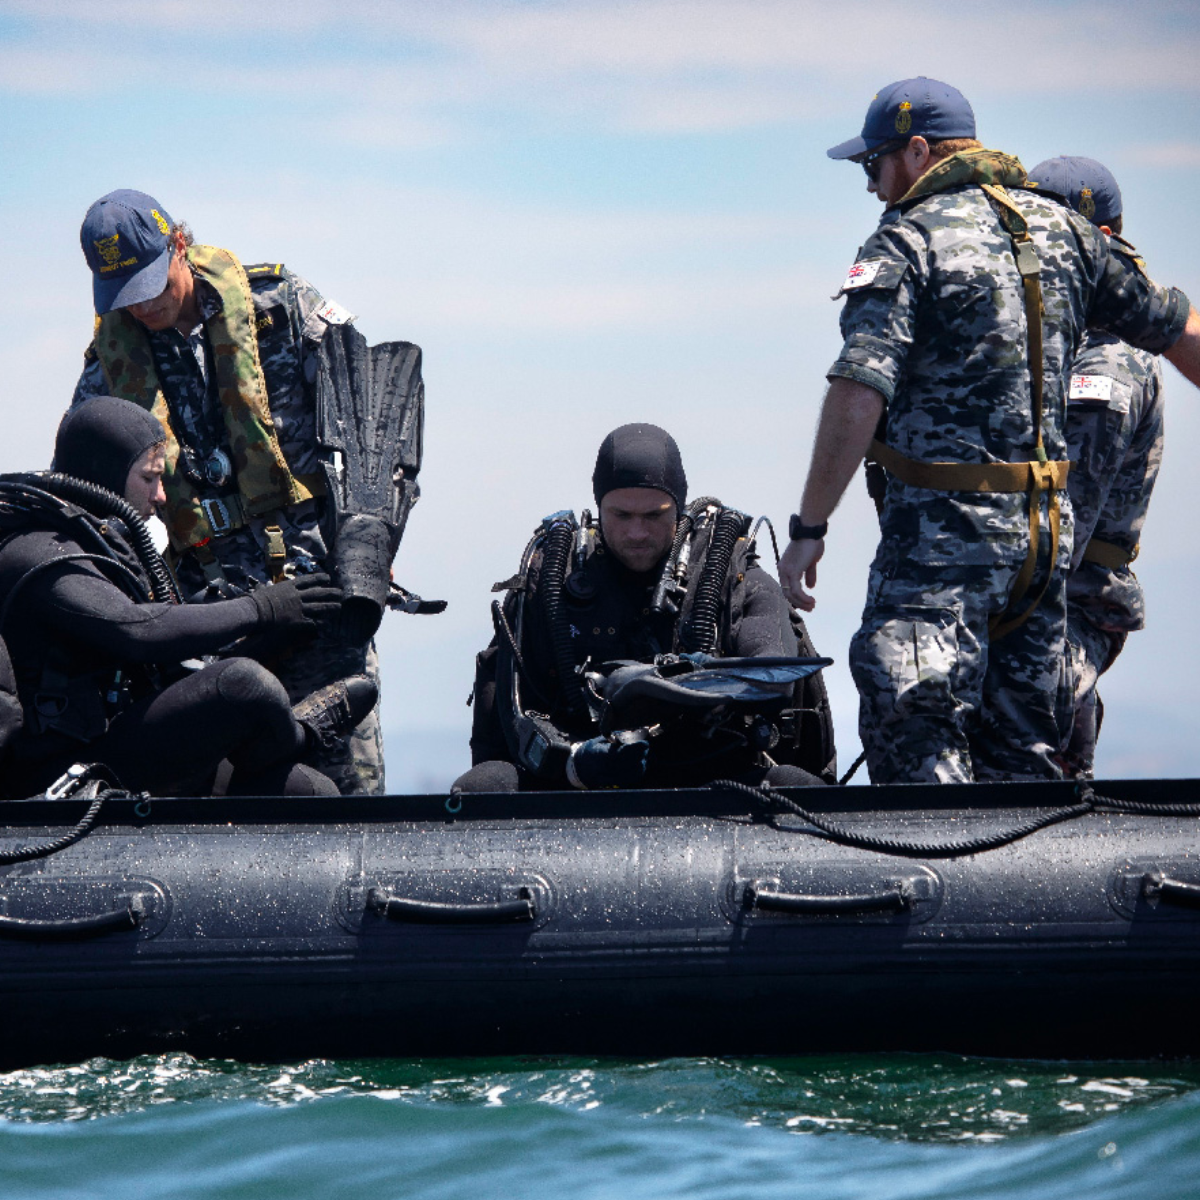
[0,772,1198,1067]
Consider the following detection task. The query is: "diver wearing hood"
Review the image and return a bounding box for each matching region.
[458,424,836,792]
[0,396,375,798]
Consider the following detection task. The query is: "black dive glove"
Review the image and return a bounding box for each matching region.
[566,729,651,790]
[251,573,344,632]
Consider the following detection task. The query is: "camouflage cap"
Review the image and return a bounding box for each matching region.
[80,189,175,315]
[828,77,976,160]
[1025,156,1122,227]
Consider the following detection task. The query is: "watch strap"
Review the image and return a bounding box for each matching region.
[788,514,828,541]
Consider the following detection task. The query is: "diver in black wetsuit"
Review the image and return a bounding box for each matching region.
[458,423,836,793]
[0,396,375,798]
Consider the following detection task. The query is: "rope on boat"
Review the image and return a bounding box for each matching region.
[706,778,1200,859]
[837,751,867,786]
[0,764,135,865]
[1084,785,1200,818]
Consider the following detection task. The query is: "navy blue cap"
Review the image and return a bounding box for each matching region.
[827,77,976,160]
[1025,156,1122,227]
[80,190,176,315]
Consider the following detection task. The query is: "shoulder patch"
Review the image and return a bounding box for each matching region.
[832,257,907,300]
[1069,374,1115,402]
[843,260,883,290]
[313,298,355,326]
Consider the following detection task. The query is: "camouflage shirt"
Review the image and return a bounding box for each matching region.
[74,264,355,593]
[1064,329,1163,632]
[829,149,1188,568]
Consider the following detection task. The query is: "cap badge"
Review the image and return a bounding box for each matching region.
[1078,187,1096,220]
[895,101,912,135]
[95,233,122,269]
[151,209,170,236]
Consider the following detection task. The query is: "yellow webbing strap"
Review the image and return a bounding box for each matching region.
[1082,538,1138,570]
[867,441,1069,493]
[867,440,1068,640]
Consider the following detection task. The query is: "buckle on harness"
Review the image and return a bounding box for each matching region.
[201,497,233,536]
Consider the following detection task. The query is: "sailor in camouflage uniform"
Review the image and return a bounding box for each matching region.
[1025,157,1164,778]
[778,78,1200,784]
[73,190,384,794]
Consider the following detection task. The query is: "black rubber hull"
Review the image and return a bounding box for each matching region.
[0,779,1197,1065]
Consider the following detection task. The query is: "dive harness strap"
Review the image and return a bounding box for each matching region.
[866,183,1067,642]
[1082,538,1138,570]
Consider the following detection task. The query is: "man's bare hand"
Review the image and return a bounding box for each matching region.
[778,537,824,612]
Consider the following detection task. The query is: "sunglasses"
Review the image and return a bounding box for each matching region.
[861,141,907,183]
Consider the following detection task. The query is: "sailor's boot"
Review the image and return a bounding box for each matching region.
[293,675,378,749]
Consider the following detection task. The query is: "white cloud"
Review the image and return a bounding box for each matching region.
[1127,141,1200,169]
[5,0,1200,137]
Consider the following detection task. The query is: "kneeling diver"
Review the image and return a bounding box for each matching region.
[457,423,836,792]
[0,396,375,798]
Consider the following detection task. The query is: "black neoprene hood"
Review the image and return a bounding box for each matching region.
[53,395,167,497]
[592,423,687,513]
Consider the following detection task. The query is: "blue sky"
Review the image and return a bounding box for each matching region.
[2,0,1198,788]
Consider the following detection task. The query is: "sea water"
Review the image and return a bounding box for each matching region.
[3,1054,1200,1198]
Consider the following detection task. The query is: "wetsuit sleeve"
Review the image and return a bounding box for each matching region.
[31,563,262,663]
[826,219,925,403]
[728,566,799,658]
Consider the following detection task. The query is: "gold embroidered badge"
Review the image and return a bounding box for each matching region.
[1079,187,1096,220]
[95,233,121,268]
[151,209,170,235]
[895,101,912,135]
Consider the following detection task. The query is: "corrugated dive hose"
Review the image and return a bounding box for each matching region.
[677,508,747,654]
[540,519,587,715]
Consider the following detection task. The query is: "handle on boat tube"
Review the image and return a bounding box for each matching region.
[368,886,536,924]
[0,899,142,940]
[1143,874,1200,910]
[744,881,913,915]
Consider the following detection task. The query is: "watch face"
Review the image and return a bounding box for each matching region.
[204,448,232,487]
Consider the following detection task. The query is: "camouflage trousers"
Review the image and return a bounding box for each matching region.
[850,559,1073,784]
[274,637,384,796]
[1059,610,1125,780]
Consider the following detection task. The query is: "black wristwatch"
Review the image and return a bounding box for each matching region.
[789,514,828,541]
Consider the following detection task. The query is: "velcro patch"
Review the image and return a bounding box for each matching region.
[1068,374,1115,402]
[841,259,883,291]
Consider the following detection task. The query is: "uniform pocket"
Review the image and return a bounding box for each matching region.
[850,601,980,723]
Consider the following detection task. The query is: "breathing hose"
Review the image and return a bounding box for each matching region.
[540,517,588,716]
[678,508,748,654]
[35,474,179,603]
[0,475,179,604]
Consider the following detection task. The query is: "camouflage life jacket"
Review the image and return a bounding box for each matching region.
[895,147,1027,205]
[90,244,319,552]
